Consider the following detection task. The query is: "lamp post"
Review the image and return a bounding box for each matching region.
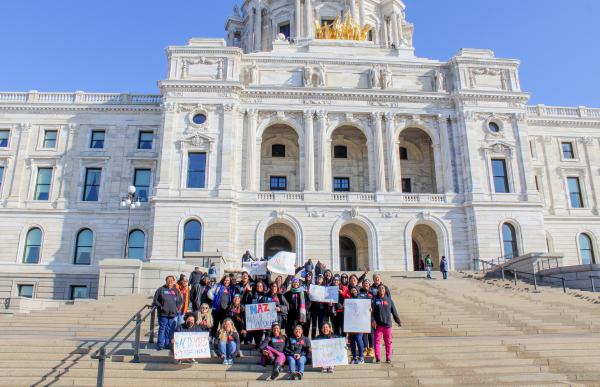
[121,185,141,259]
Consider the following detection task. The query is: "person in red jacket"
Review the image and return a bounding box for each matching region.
[330,275,350,336]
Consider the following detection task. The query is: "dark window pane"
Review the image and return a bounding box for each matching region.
[90,131,105,149]
[272,144,286,157]
[333,177,350,192]
[579,234,595,264]
[187,153,206,188]
[74,229,93,265]
[23,228,42,264]
[502,223,518,259]
[488,122,500,133]
[70,286,89,300]
[18,285,34,298]
[0,130,9,147]
[399,147,408,160]
[270,176,287,191]
[334,145,347,159]
[138,131,154,150]
[134,169,151,202]
[279,23,291,38]
[43,130,57,148]
[183,221,202,255]
[402,178,412,193]
[83,168,101,201]
[192,114,207,125]
[567,177,583,208]
[128,230,145,260]
[35,168,53,201]
[561,142,574,159]
[492,159,509,193]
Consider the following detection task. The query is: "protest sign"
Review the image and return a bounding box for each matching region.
[245,302,278,331]
[267,251,296,275]
[242,261,268,276]
[311,338,348,367]
[344,299,372,333]
[173,332,211,360]
[309,285,339,303]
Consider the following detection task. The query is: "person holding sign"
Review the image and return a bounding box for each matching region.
[173,312,207,364]
[284,325,311,380]
[314,322,339,373]
[372,284,402,364]
[346,287,368,365]
[359,279,375,358]
[226,294,246,343]
[242,281,270,348]
[214,318,240,365]
[284,278,310,337]
[309,274,330,339]
[331,275,350,337]
[259,321,287,381]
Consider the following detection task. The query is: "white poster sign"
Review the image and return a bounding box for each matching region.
[245,302,278,331]
[267,251,296,275]
[309,285,339,303]
[242,261,268,276]
[173,332,211,360]
[344,299,372,333]
[311,338,348,367]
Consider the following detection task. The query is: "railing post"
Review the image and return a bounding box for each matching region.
[501,268,505,281]
[133,312,142,363]
[533,272,538,291]
[591,277,597,293]
[514,271,518,286]
[561,277,566,293]
[97,348,106,387]
[149,308,156,344]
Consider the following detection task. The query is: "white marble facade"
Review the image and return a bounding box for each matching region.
[1,0,599,299]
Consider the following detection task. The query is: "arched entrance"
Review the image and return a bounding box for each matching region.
[263,222,296,259]
[330,126,370,192]
[260,124,300,192]
[339,223,369,271]
[412,224,440,270]
[398,128,437,193]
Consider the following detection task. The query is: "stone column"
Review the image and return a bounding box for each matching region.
[254,6,262,52]
[385,113,399,192]
[295,0,302,39]
[397,14,404,44]
[304,110,315,191]
[317,111,330,191]
[245,109,258,191]
[359,0,366,26]
[218,104,237,193]
[371,112,387,193]
[305,0,313,38]
[438,115,454,193]
[390,13,399,47]
[349,0,357,20]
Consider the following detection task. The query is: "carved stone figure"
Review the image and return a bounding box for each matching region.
[434,70,445,92]
[368,66,380,89]
[233,4,240,17]
[303,66,313,87]
[247,62,259,84]
[381,66,393,89]
[315,65,326,87]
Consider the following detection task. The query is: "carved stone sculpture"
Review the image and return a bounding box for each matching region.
[303,66,313,87]
[434,70,445,92]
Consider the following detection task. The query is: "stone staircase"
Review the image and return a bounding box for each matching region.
[0,273,599,386]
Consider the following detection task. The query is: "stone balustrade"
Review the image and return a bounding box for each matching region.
[0,91,162,105]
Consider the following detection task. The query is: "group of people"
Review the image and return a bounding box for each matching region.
[152,259,402,380]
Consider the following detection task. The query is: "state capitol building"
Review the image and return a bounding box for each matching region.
[1,0,599,300]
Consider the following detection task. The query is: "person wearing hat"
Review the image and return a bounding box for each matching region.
[309,273,329,339]
[284,278,311,337]
[173,312,206,364]
[259,321,287,380]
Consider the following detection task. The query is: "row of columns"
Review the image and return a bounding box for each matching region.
[243,110,452,194]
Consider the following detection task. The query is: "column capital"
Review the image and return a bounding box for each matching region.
[384,112,395,124]
[245,108,258,117]
[370,111,383,125]
[316,110,328,120]
[303,110,315,120]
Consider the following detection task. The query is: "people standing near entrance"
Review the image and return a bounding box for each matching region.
[425,255,433,279]
[284,278,310,337]
[440,256,449,280]
[175,274,190,325]
[152,276,182,351]
[259,321,287,381]
[372,284,402,364]
[209,276,233,337]
[284,324,311,380]
[214,318,240,365]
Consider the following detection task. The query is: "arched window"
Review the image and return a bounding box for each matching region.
[579,233,595,265]
[74,229,93,265]
[271,144,286,158]
[23,228,42,264]
[128,229,145,260]
[334,145,348,159]
[502,223,519,259]
[183,220,202,256]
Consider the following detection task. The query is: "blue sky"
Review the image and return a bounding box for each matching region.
[0,0,598,107]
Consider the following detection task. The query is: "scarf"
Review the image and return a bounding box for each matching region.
[291,287,307,323]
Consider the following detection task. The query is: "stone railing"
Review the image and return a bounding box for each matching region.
[0,91,162,105]
[257,192,305,201]
[330,193,376,202]
[397,194,447,204]
[526,104,600,119]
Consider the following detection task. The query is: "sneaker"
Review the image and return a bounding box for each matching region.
[298,372,303,380]
[222,358,228,365]
[289,373,296,380]
[375,359,381,364]
[368,348,375,357]
[357,358,365,365]
[350,357,357,365]
[386,359,392,364]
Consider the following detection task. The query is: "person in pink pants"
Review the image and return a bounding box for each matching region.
[259,322,287,380]
[371,284,402,363]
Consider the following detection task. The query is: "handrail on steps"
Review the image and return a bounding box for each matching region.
[91,304,156,387]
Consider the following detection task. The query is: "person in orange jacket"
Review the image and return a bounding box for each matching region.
[176,274,190,324]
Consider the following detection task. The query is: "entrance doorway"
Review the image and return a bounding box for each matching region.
[340,236,357,271]
[264,236,292,260]
[411,224,440,270]
[263,222,296,260]
[412,240,422,271]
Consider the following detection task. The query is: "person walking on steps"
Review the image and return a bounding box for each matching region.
[425,255,434,279]
[440,256,449,280]
[372,284,402,364]
[153,276,182,351]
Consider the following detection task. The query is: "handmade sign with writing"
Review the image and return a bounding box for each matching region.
[311,338,348,367]
[245,302,278,331]
[267,251,296,275]
[309,285,339,303]
[173,332,211,360]
[242,261,268,276]
[344,298,372,333]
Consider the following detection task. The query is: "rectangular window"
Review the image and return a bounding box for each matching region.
[43,130,57,149]
[492,159,510,193]
[70,285,89,300]
[279,23,291,38]
[134,169,151,202]
[0,166,4,190]
[402,178,412,193]
[138,131,154,150]
[187,153,206,188]
[18,284,34,298]
[333,177,350,192]
[34,168,53,201]
[83,168,102,201]
[567,177,584,208]
[0,130,9,147]
[561,142,575,159]
[399,147,408,160]
[270,176,287,191]
[90,130,105,149]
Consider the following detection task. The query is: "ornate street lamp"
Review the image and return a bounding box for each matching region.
[121,185,141,259]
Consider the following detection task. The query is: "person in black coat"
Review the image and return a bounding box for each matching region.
[284,325,311,380]
[152,276,182,351]
[190,275,211,313]
[189,267,204,286]
[173,312,207,364]
[259,321,287,380]
[440,256,449,280]
[283,278,311,337]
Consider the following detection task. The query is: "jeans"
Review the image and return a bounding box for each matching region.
[374,326,393,361]
[442,271,448,280]
[218,340,238,360]
[157,315,177,349]
[349,333,365,359]
[363,329,374,348]
[261,346,286,366]
[287,355,306,374]
[426,266,432,278]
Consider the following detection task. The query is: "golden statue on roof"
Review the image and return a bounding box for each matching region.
[314,14,371,41]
